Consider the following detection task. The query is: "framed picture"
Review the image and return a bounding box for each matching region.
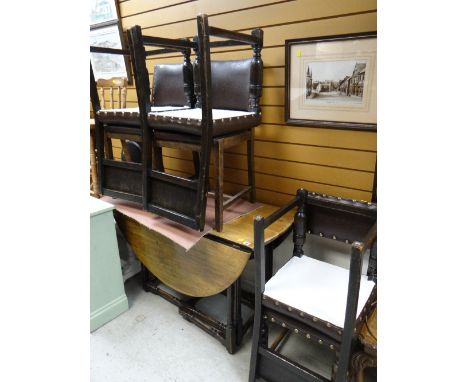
[285,32,377,131]
[90,0,118,25]
[89,0,132,83]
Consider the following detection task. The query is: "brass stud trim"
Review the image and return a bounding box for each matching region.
[287,307,292,312]
[282,323,286,328]
[312,317,318,322]
[318,339,323,345]
[330,345,334,350]
[294,329,299,334]
[326,322,332,328]
[306,334,311,339]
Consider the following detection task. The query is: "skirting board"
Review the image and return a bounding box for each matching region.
[91,294,128,332]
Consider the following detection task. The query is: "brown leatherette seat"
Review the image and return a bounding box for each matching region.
[97,64,190,126]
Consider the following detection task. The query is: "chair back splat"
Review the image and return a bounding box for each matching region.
[249,189,377,382]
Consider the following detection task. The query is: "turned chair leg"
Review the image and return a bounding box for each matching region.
[213,140,224,232]
[247,130,256,203]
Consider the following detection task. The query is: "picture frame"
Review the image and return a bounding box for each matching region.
[285,32,377,131]
[89,0,132,84]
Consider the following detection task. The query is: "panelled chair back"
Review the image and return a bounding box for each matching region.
[128,14,263,231]
[90,45,194,201]
[249,189,377,382]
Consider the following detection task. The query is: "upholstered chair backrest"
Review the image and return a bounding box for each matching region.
[152,63,194,107]
[194,58,263,113]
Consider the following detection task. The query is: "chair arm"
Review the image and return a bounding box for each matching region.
[264,195,300,229]
[253,194,301,294]
[351,222,377,257]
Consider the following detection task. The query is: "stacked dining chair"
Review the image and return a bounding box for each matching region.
[91,14,263,232]
[90,43,196,203]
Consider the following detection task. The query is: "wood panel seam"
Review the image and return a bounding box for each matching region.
[121,1,197,20]
[139,0,295,30]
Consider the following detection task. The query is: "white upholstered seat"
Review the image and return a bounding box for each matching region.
[147,107,259,136]
[148,107,255,120]
[97,106,189,123]
[264,255,375,328]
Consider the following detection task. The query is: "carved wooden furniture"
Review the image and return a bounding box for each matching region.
[96,77,131,161]
[111,195,295,353]
[128,14,263,231]
[90,49,141,202]
[90,45,193,202]
[249,189,377,382]
[351,305,377,382]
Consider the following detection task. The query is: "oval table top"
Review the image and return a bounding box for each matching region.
[113,201,295,297]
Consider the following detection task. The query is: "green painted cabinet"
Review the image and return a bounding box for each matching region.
[90,197,128,332]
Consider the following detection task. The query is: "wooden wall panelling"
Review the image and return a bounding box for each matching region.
[121,0,285,31]
[132,0,376,38]
[160,155,374,196]
[106,0,378,205]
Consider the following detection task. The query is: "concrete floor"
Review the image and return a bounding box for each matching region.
[91,233,376,381]
[91,276,253,382]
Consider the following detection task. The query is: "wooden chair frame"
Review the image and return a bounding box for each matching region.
[128,14,263,231]
[90,48,145,202]
[90,44,195,202]
[249,189,377,382]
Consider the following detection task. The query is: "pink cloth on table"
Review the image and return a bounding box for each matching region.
[101,195,261,251]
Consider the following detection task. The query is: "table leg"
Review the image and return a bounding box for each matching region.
[90,129,99,196]
[226,281,236,354]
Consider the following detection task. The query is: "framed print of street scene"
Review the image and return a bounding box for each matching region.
[285,32,377,131]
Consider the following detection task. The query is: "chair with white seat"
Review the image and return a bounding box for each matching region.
[249,189,377,382]
[90,44,195,201]
[128,14,263,231]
